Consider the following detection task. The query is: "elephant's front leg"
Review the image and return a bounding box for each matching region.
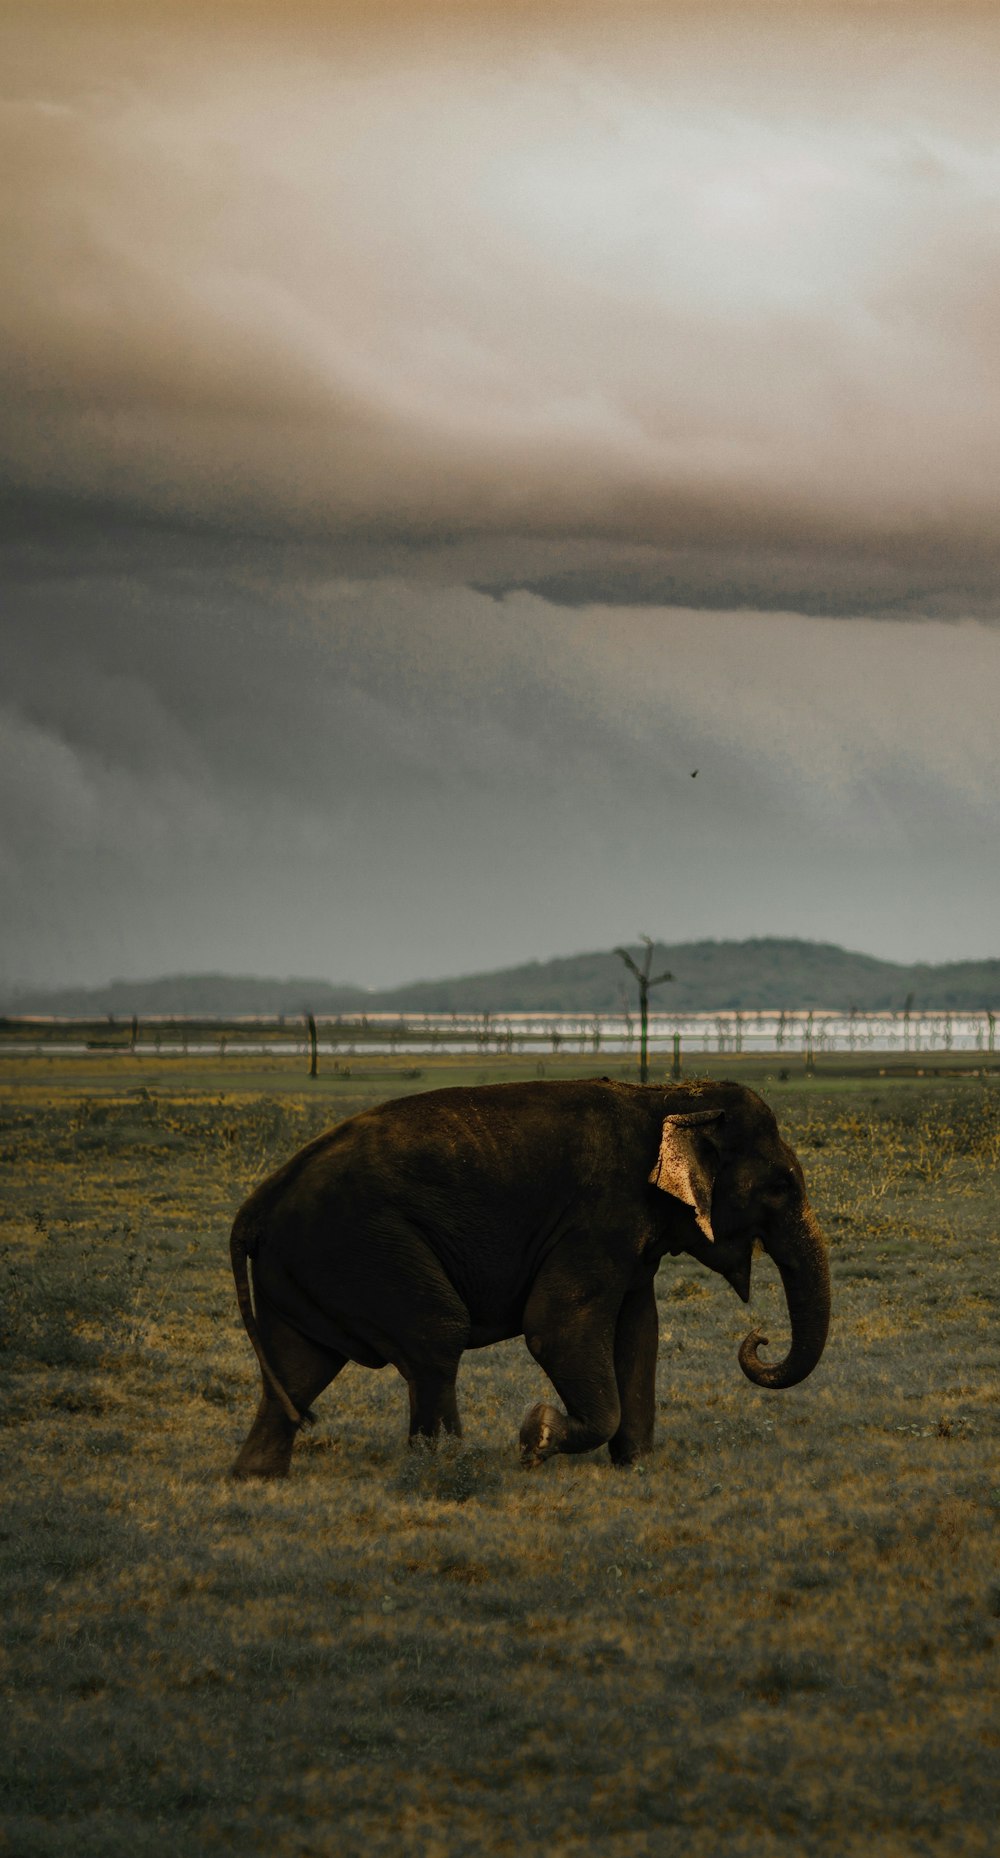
[608,1279,659,1466]
[519,1266,623,1466]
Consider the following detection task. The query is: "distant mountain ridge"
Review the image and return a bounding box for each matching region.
[0,974,370,1020]
[4,939,1000,1016]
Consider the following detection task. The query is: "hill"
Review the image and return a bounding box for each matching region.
[0,973,369,1019]
[3,939,999,1017]
[365,940,1000,1013]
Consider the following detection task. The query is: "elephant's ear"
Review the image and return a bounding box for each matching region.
[648,1109,724,1241]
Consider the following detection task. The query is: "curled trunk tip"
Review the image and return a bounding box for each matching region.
[738,1329,769,1377]
[737,1327,812,1389]
[738,1325,820,1390]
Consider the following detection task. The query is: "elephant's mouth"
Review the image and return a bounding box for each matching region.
[721,1251,752,1304]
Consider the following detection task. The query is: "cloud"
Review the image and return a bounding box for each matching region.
[3,561,999,987]
[3,5,1000,612]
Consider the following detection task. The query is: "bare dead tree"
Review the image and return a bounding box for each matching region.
[614,937,674,1083]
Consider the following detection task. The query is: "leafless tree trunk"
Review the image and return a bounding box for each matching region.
[614,938,674,1084]
[306,1012,318,1078]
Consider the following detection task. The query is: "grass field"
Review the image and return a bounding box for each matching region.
[1,1052,998,1857]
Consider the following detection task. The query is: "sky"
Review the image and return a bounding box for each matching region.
[3,0,999,991]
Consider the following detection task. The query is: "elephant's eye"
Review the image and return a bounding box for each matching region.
[768,1166,796,1198]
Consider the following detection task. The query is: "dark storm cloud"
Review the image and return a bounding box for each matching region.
[4,510,998,988]
[477,552,1000,621]
[4,4,1000,614]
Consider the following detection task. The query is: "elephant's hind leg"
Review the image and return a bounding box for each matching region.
[232,1308,346,1479]
[406,1369,462,1443]
[350,1216,469,1446]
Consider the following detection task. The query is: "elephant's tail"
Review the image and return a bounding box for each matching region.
[230,1210,313,1426]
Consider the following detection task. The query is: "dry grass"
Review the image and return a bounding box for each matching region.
[1,1056,998,1857]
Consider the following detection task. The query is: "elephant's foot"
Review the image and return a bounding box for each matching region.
[231,1442,292,1479]
[231,1402,298,1479]
[607,1428,654,1468]
[407,1428,445,1453]
[607,1443,649,1469]
[519,1401,567,1467]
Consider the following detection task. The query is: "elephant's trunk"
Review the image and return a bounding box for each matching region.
[738,1205,830,1390]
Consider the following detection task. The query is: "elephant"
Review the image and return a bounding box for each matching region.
[229,1077,830,1478]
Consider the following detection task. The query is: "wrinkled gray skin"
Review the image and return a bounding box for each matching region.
[230,1079,830,1478]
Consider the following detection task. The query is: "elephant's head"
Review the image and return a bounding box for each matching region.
[649,1093,830,1389]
